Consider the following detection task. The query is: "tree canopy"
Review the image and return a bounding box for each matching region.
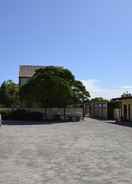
[121,91,132,97]
[72,80,90,104]
[20,66,90,108]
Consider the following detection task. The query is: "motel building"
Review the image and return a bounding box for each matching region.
[112,96,132,122]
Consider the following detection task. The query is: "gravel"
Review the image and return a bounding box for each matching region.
[0,118,132,184]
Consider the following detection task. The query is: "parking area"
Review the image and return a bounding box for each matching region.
[0,118,132,184]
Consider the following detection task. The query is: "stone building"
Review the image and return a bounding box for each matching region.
[89,102,114,120]
[19,65,45,86]
[112,96,132,121]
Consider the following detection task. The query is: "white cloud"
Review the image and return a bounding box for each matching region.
[121,86,132,90]
[82,80,132,99]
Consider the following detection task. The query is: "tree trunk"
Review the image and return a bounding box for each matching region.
[45,107,48,120]
[83,103,85,119]
[64,107,66,121]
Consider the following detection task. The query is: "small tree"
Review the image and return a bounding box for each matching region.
[0,80,19,107]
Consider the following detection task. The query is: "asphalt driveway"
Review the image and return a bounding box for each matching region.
[0,118,132,184]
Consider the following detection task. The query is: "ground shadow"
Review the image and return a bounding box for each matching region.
[105,120,132,128]
[2,119,82,126]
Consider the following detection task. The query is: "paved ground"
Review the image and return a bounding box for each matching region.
[0,118,132,184]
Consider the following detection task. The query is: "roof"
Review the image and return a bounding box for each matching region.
[19,65,45,78]
[112,96,132,101]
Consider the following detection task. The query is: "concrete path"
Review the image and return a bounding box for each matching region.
[0,118,132,184]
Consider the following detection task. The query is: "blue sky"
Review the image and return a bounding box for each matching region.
[1,0,132,98]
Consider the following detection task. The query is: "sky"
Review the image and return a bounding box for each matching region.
[1,0,132,99]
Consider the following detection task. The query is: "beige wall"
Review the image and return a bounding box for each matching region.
[114,108,121,121]
[121,99,132,121]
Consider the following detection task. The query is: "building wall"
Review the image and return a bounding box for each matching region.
[121,99,132,121]
[113,108,121,121]
[90,102,108,120]
[19,65,46,86]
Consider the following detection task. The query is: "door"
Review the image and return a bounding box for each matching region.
[124,105,127,121]
[128,104,131,121]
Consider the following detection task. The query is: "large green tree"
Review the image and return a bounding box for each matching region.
[0,80,19,107]
[20,66,90,108]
